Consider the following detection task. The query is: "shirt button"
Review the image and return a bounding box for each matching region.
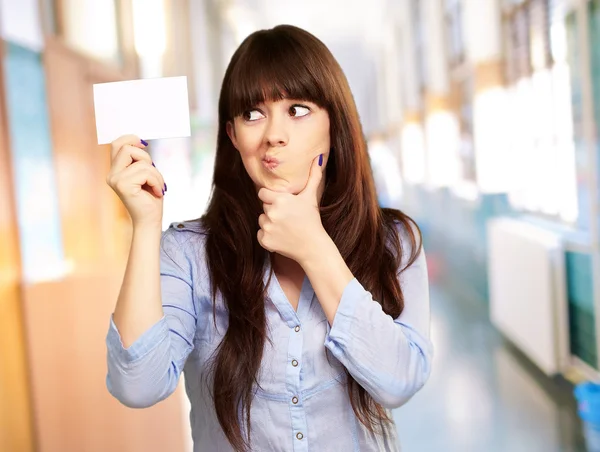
[292,359,298,367]
[296,432,304,440]
[292,396,299,404]
[294,325,300,332]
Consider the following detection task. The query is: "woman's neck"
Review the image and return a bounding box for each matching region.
[271,253,304,277]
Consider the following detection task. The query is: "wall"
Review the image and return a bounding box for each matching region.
[11,37,190,452]
[0,40,35,452]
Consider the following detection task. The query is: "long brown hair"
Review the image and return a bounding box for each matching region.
[201,24,421,451]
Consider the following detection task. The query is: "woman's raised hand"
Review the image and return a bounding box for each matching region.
[106,135,166,228]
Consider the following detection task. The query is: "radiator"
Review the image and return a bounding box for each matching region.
[487,217,570,376]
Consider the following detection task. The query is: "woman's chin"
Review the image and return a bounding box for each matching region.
[262,181,299,194]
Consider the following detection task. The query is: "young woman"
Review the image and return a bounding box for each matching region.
[105,24,432,452]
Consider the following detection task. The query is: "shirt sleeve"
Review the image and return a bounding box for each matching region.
[105,227,198,408]
[323,223,433,409]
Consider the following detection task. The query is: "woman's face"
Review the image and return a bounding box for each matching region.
[227,99,330,195]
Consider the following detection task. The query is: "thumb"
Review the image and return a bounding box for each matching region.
[299,154,323,199]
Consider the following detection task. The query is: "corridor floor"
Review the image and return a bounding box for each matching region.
[393,285,588,452]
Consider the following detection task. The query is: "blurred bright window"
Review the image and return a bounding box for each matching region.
[61,0,121,63]
[503,0,578,223]
[132,0,167,78]
[368,137,404,207]
[401,121,427,184]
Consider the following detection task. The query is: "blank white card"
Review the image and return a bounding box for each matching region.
[93,76,191,145]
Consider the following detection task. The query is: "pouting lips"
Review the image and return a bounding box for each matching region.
[262,156,280,169]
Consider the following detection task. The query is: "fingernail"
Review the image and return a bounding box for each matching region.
[141,139,149,146]
[152,162,155,167]
[164,183,167,192]
[318,154,323,166]
[162,189,165,195]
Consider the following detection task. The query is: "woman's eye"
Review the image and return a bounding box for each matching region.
[289,105,310,117]
[243,110,264,121]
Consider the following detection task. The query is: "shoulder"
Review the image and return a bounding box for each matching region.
[163,218,207,243]
[167,219,207,235]
[161,218,208,258]
[160,219,212,292]
[388,216,424,272]
[391,217,422,251]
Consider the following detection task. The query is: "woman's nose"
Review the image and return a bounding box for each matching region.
[264,117,288,147]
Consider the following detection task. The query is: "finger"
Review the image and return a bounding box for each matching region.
[258,213,268,229]
[257,187,279,204]
[128,163,164,198]
[262,204,274,216]
[111,144,153,172]
[257,229,269,251]
[113,161,164,198]
[111,134,148,160]
[299,155,323,198]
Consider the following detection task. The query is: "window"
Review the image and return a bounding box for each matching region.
[504,0,578,223]
[504,0,551,76]
[529,0,552,70]
[59,0,121,64]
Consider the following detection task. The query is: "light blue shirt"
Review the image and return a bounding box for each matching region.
[106,220,433,451]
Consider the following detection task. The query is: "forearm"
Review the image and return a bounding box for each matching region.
[323,284,433,408]
[300,233,433,408]
[300,234,354,326]
[113,223,164,348]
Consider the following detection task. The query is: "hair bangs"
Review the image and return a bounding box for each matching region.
[226,32,328,119]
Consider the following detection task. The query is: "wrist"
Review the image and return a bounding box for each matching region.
[132,222,162,239]
[299,231,334,269]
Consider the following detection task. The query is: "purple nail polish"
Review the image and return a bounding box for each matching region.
[152,162,155,167]
[162,189,165,195]
[141,139,149,146]
[164,183,167,192]
[318,154,323,166]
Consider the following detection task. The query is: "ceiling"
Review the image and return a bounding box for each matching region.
[215,0,402,134]
[221,0,398,48]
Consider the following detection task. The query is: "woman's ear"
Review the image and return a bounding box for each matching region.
[226,121,238,149]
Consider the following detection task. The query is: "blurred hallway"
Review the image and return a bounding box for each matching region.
[2,0,600,451]
[394,285,586,452]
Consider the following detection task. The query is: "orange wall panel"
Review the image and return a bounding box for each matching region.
[21,267,188,452]
[19,39,189,452]
[0,41,35,452]
[44,40,103,265]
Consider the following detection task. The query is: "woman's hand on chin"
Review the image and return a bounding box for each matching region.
[256,155,328,264]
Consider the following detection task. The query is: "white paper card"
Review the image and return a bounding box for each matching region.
[93,76,191,145]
